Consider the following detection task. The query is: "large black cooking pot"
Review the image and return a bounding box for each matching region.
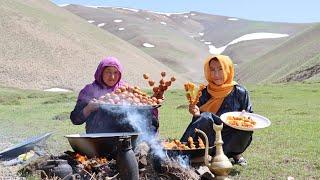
[85,104,160,134]
[99,104,160,119]
[65,132,139,158]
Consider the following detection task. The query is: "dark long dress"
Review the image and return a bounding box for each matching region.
[180,84,253,158]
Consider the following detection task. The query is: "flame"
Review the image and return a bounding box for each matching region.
[75,153,88,164]
[74,153,108,168]
[97,157,108,164]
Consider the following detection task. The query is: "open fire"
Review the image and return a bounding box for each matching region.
[16,140,215,180]
[67,152,118,179]
[74,153,108,169]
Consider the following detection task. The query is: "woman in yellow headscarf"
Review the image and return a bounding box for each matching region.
[181,55,253,166]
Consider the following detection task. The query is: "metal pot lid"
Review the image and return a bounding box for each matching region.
[0,133,51,159]
[65,132,140,138]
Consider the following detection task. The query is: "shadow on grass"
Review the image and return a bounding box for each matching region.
[272,96,284,100]
[176,104,188,109]
[52,112,70,121]
[229,168,241,176]
[27,92,48,99]
[0,96,21,105]
[293,111,308,115]
[42,94,76,104]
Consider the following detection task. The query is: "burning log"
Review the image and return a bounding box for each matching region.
[66,151,118,179]
[157,158,199,180]
[74,153,109,170]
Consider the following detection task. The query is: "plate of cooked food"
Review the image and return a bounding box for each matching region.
[220,111,271,131]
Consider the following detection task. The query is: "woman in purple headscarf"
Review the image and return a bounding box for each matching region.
[70,57,159,133]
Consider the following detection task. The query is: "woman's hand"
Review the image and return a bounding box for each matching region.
[83,98,101,118]
[189,104,200,117]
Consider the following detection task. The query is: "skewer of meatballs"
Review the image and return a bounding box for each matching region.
[143,71,176,100]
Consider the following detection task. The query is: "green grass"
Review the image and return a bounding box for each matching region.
[0,83,320,179]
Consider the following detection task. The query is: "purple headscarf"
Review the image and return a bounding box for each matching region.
[78,57,125,103]
[94,57,123,87]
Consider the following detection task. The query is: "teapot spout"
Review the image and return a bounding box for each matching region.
[195,128,210,166]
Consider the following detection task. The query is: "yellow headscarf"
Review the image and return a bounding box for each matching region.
[199,55,237,114]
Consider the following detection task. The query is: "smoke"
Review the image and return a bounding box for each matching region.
[102,105,166,159]
[101,105,191,167]
[176,155,190,169]
[126,108,166,159]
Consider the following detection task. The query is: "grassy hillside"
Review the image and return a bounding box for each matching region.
[0,84,320,179]
[0,0,186,91]
[239,24,320,83]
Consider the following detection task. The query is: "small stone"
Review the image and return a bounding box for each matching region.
[196,166,215,180]
[287,176,295,180]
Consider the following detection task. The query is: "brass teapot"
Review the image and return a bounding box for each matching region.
[195,122,233,177]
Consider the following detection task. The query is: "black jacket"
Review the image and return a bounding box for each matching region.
[198,84,253,116]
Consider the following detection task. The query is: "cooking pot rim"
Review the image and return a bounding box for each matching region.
[64,132,140,138]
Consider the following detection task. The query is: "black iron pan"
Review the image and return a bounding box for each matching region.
[65,132,139,158]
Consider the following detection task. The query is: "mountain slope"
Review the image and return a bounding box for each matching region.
[62,5,209,82]
[62,5,312,82]
[0,0,186,91]
[239,24,320,83]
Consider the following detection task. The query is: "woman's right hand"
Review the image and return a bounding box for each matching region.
[83,98,100,118]
[189,104,200,117]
